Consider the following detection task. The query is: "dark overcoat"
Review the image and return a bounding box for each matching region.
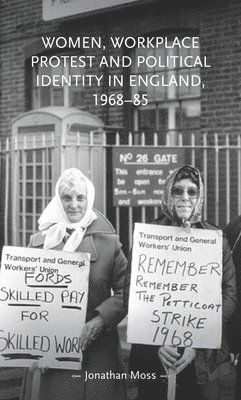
[21,210,127,400]
[224,215,241,355]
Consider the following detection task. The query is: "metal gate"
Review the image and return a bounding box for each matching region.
[1,129,241,255]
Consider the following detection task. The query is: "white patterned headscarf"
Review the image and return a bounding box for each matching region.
[38,168,97,251]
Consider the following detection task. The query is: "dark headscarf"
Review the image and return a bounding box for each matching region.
[161,165,204,226]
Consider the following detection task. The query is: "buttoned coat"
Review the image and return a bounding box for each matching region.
[21,210,127,400]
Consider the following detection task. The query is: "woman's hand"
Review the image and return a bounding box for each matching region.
[174,347,196,374]
[158,346,196,374]
[80,314,104,351]
[158,346,180,373]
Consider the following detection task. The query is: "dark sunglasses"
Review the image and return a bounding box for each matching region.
[171,186,199,198]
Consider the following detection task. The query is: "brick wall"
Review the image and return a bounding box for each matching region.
[1,0,241,137]
[201,0,241,135]
[199,1,241,226]
[0,0,126,136]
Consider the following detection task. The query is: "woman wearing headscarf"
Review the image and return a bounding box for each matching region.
[124,165,237,400]
[21,168,127,400]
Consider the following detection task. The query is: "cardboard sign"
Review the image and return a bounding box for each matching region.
[0,246,90,370]
[127,223,223,348]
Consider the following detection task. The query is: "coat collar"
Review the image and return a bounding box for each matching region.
[84,209,116,235]
[154,213,219,230]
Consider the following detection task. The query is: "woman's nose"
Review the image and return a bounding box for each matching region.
[181,190,189,200]
[71,198,78,208]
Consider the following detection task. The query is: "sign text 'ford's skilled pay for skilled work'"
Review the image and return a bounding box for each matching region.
[127,223,223,348]
[0,246,90,369]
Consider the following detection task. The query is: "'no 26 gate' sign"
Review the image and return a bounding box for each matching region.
[112,147,184,206]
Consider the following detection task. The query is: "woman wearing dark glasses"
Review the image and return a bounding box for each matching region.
[124,165,237,400]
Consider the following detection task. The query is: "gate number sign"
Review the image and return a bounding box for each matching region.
[112,147,184,206]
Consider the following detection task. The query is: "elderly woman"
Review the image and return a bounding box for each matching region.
[21,168,127,400]
[124,165,236,400]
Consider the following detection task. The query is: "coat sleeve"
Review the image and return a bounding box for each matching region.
[222,235,237,325]
[95,236,128,329]
[123,248,132,313]
[224,219,241,354]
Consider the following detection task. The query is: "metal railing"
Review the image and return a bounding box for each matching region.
[0,130,241,252]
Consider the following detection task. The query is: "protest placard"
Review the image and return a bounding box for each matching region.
[127,223,223,348]
[0,245,90,370]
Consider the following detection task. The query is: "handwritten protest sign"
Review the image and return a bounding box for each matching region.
[0,245,90,369]
[127,223,222,348]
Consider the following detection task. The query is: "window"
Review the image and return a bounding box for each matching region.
[32,55,85,108]
[132,36,201,143]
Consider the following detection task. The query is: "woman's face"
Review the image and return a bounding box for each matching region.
[60,186,87,223]
[171,178,199,220]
